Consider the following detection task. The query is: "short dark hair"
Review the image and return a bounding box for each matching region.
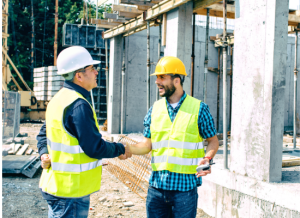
[170,74,185,86]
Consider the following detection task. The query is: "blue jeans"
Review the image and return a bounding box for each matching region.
[47,195,90,218]
[146,186,198,218]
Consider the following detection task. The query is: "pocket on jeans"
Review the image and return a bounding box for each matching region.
[47,199,66,217]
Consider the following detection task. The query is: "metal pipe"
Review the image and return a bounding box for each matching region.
[105,39,109,109]
[3,91,7,140]
[294,31,298,149]
[121,37,126,134]
[96,0,99,19]
[223,0,228,169]
[147,21,150,110]
[191,13,196,97]
[203,9,210,103]
[217,48,220,132]
[229,45,233,131]
[157,22,161,101]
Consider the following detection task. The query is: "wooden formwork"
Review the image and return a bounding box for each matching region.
[105,135,151,200]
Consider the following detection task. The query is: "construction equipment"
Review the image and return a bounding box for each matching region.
[2,0,47,121]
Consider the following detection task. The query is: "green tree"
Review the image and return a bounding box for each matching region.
[7,0,111,90]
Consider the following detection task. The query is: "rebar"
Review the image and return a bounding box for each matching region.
[223,0,228,169]
[147,21,150,110]
[203,9,210,103]
[191,13,196,97]
[106,135,151,200]
[121,37,126,134]
[294,31,298,149]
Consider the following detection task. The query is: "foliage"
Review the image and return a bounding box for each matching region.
[7,0,111,89]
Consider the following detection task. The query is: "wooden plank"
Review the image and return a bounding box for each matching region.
[162,13,167,46]
[108,19,127,24]
[137,5,152,10]
[193,0,222,12]
[120,0,155,6]
[16,144,29,155]
[289,14,300,26]
[91,19,120,27]
[112,4,144,14]
[123,20,156,37]
[26,148,33,155]
[119,11,141,19]
[8,144,22,155]
[104,15,145,39]
[96,24,119,29]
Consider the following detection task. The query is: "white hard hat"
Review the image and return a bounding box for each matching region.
[57,46,100,75]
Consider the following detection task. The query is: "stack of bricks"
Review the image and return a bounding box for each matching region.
[33,66,64,101]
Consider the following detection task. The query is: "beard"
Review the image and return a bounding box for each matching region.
[159,83,176,98]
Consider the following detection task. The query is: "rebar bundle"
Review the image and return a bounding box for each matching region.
[105,135,151,200]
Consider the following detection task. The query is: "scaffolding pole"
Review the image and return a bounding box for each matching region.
[31,0,35,81]
[223,0,228,169]
[203,9,210,103]
[191,13,196,96]
[147,21,150,110]
[54,0,58,65]
[294,31,298,149]
[105,39,109,109]
[156,22,161,101]
[121,37,126,134]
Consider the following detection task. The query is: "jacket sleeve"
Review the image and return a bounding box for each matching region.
[36,121,48,157]
[65,101,125,159]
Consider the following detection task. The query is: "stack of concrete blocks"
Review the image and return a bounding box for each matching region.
[33,66,64,101]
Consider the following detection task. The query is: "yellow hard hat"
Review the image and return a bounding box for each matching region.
[151,56,187,76]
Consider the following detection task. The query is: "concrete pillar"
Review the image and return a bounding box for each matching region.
[108,35,123,134]
[164,2,193,95]
[230,1,289,182]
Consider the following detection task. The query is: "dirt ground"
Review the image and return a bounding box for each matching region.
[2,123,212,218]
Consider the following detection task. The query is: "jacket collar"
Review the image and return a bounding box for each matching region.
[63,81,91,100]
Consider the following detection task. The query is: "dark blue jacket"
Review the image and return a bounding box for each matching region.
[37,81,125,200]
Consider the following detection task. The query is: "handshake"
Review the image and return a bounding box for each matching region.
[118,143,132,160]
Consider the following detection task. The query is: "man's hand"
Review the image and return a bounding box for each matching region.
[195,158,211,178]
[41,154,51,169]
[118,143,132,160]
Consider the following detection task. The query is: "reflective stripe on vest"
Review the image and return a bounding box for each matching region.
[47,138,84,154]
[52,159,102,172]
[152,140,204,150]
[152,156,203,166]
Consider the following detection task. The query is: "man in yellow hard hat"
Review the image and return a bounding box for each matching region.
[129,56,219,218]
[36,46,131,218]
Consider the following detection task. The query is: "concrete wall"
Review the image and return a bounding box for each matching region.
[198,167,300,217]
[109,26,299,134]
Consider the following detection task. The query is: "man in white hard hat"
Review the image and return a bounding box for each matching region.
[128,56,219,218]
[36,46,131,218]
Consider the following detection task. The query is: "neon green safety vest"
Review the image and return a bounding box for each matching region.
[150,95,205,174]
[39,87,102,198]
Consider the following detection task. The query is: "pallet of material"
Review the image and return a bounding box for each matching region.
[282,156,300,167]
[48,75,64,81]
[8,143,22,155]
[16,144,29,155]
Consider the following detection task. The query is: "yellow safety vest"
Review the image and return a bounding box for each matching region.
[150,95,205,174]
[39,88,102,198]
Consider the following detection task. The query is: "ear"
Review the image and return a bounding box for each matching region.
[75,72,84,82]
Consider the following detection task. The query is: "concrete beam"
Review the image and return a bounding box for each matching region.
[164,2,193,95]
[108,36,123,134]
[230,0,289,182]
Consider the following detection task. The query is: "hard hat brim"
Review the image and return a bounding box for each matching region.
[150,71,187,76]
[57,60,101,75]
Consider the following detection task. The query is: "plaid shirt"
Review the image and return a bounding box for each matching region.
[144,91,216,191]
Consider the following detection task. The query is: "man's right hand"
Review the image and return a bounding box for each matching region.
[118,144,132,160]
[41,154,51,169]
